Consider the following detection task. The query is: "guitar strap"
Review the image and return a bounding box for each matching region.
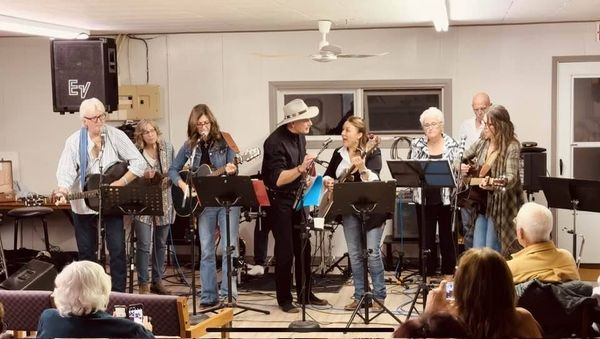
[79,128,88,190]
[479,149,498,177]
[221,131,240,153]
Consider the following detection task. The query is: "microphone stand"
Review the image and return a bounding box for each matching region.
[289,138,332,330]
[97,127,107,267]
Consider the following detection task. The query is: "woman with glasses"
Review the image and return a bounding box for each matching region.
[460,104,524,255]
[409,107,459,277]
[132,120,175,295]
[168,104,240,308]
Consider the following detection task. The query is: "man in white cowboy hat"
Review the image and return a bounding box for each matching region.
[261,98,329,313]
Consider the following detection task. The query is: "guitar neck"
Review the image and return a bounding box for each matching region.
[67,189,99,201]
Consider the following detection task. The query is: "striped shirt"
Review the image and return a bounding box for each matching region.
[56,125,146,214]
[409,133,460,205]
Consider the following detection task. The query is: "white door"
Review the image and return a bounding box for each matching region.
[556,60,600,264]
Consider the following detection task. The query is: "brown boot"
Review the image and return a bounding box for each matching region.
[138,283,150,294]
[150,282,170,295]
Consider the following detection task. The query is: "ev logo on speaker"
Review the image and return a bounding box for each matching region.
[68,79,91,99]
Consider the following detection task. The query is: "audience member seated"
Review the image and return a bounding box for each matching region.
[36,260,155,338]
[0,302,14,339]
[395,248,542,338]
[393,312,466,338]
[507,202,580,284]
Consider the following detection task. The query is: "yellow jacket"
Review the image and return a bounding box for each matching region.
[507,241,580,284]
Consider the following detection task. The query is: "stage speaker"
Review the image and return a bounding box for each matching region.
[394,192,419,240]
[520,151,547,193]
[0,259,57,291]
[51,38,118,113]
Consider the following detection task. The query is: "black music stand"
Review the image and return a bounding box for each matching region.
[326,181,402,326]
[386,159,456,320]
[194,176,270,316]
[101,185,163,294]
[539,177,600,261]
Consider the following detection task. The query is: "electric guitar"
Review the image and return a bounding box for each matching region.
[55,161,130,211]
[317,135,381,219]
[172,147,261,217]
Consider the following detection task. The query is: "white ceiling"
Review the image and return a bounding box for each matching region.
[0,0,599,36]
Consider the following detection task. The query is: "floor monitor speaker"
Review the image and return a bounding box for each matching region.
[0,259,57,291]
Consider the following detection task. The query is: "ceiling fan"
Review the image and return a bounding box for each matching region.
[311,20,389,63]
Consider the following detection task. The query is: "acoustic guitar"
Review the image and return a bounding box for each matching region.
[457,167,507,213]
[317,135,381,219]
[57,161,130,211]
[172,147,261,217]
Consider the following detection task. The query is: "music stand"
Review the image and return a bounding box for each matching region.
[539,177,600,260]
[101,185,163,294]
[194,176,270,316]
[326,181,402,326]
[386,159,456,321]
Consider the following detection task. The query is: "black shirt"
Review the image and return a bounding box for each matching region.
[261,125,305,192]
[199,140,211,166]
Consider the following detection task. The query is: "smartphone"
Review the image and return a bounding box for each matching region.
[445,282,454,300]
[113,305,126,318]
[127,304,144,324]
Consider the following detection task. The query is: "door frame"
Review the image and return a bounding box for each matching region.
[551,55,600,252]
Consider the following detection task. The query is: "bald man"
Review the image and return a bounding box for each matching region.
[508,202,580,284]
[458,92,492,249]
[458,92,491,150]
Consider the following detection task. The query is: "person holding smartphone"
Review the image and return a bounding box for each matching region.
[36,260,154,338]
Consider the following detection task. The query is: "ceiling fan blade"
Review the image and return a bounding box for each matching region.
[338,52,390,58]
[311,54,337,62]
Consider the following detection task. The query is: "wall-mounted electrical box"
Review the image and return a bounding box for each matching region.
[109,85,161,120]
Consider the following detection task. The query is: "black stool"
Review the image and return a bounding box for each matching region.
[7,207,53,251]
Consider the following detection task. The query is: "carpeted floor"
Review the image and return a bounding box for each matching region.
[239,273,349,293]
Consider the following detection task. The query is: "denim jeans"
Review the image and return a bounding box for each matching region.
[473,214,501,252]
[198,206,240,304]
[135,220,170,284]
[461,208,474,249]
[72,213,126,292]
[342,214,386,301]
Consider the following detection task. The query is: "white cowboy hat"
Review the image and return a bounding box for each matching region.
[277,99,319,126]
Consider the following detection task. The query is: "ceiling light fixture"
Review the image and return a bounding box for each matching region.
[432,0,449,32]
[0,15,90,39]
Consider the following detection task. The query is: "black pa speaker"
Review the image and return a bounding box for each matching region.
[51,38,118,113]
[520,150,547,193]
[0,259,57,291]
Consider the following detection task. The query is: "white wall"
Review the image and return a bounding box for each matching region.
[1,22,599,255]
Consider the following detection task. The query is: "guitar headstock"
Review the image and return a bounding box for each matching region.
[22,194,47,207]
[235,147,261,165]
[364,134,381,155]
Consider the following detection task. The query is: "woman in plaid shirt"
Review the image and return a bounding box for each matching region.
[461,105,524,256]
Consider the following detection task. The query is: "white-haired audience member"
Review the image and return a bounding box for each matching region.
[507,202,580,284]
[36,261,154,338]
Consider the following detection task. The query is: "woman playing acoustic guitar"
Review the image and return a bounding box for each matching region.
[322,116,387,311]
[460,104,524,256]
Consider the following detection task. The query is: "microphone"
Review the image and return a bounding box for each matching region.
[100,126,107,151]
[322,137,333,148]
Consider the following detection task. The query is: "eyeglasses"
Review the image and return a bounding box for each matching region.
[422,122,442,129]
[142,128,156,135]
[196,121,211,127]
[473,107,488,113]
[84,113,106,122]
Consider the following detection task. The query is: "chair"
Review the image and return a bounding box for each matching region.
[0,289,233,338]
[517,280,599,338]
[7,207,53,251]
